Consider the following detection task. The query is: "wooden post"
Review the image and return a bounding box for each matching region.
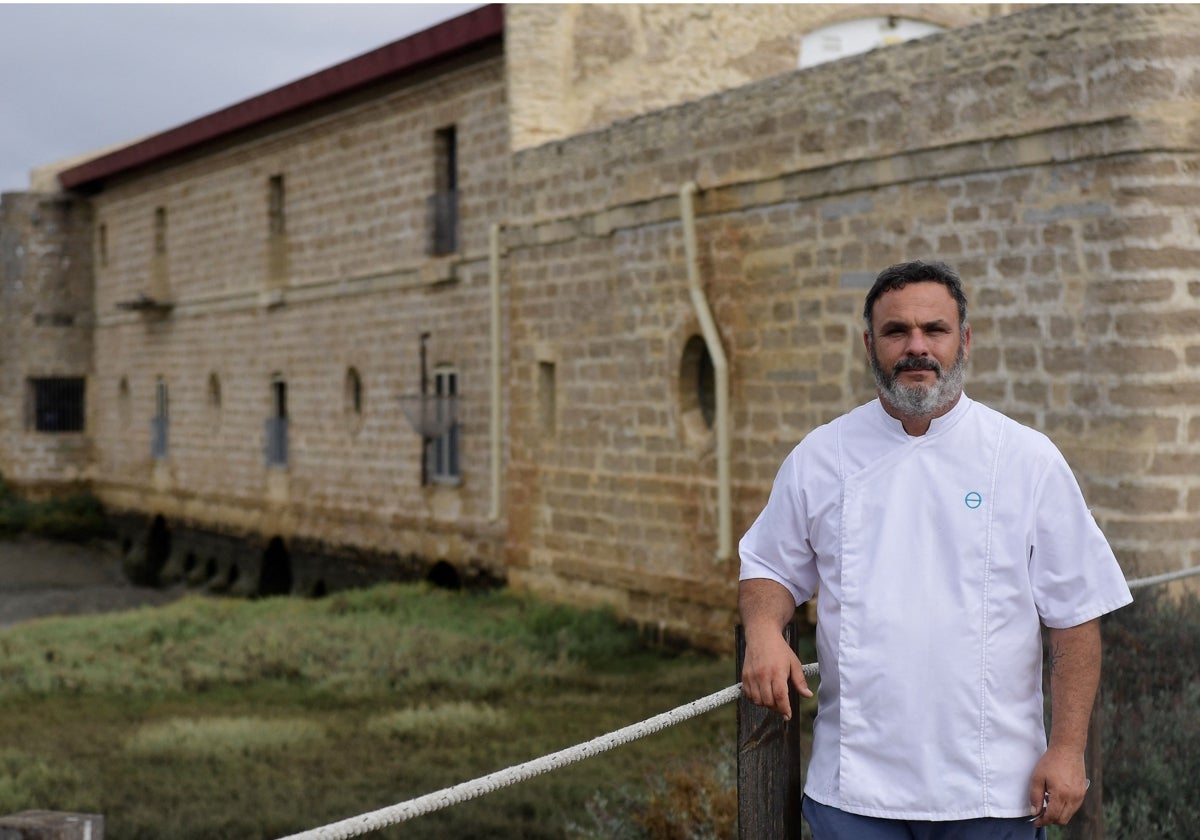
[0,811,103,839]
[1065,692,1104,840]
[736,620,805,840]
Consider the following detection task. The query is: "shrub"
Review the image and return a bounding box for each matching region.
[27,493,112,542]
[1098,589,1199,839]
[0,474,111,542]
[568,751,739,840]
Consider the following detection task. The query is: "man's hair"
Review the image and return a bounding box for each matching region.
[862,260,968,333]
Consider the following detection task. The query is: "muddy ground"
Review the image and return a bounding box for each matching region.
[0,536,185,629]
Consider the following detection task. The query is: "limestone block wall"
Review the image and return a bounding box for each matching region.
[505,3,1200,650]
[506,3,1005,151]
[0,192,94,490]
[87,48,510,582]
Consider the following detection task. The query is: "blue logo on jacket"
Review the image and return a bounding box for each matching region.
[964,491,983,509]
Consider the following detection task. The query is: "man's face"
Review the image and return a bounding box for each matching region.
[864,281,970,417]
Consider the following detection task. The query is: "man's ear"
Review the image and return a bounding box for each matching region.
[962,323,972,360]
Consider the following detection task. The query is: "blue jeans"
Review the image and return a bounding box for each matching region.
[803,795,1048,840]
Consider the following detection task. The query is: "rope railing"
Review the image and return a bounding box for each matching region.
[1127,564,1200,589]
[278,664,818,840]
[281,566,1195,839]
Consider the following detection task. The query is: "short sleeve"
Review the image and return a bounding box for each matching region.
[1029,451,1133,628]
[739,449,820,605]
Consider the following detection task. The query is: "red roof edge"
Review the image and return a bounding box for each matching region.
[59,4,503,191]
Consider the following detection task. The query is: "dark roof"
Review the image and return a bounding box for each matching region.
[59,4,503,191]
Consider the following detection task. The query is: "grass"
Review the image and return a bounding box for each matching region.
[3,550,1189,839]
[0,584,737,839]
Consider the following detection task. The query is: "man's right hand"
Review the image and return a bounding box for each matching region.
[741,628,812,721]
[739,578,813,721]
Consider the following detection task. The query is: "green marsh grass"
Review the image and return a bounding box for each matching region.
[0,584,735,839]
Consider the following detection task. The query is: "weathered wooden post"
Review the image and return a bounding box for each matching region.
[736,619,805,840]
[1065,694,1104,840]
[0,811,103,839]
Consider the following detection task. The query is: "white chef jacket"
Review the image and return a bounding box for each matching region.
[739,395,1133,820]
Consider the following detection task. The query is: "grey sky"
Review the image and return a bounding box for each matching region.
[0,3,482,193]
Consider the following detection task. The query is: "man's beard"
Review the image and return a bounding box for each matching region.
[868,341,967,418]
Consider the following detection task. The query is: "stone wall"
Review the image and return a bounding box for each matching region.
[85,47,511,583]
[505,3,1005,151]
[4,4,1199,650]
[0,192,94,491]
[505,3,1200,650]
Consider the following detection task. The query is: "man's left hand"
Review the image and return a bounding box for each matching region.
[1028,745,1089,827]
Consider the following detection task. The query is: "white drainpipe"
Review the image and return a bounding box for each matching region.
[489,222,503,522]
[679,182,732,562]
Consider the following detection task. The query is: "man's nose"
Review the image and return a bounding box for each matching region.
[905,330,931,356]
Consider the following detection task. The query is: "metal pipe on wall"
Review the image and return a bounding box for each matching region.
[489,222,503,522]
[679,182,732,562]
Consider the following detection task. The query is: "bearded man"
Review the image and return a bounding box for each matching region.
[738,260,1131,839]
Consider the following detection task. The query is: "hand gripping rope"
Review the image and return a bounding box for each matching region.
[278,662,822,840]
[280,566,1200,839]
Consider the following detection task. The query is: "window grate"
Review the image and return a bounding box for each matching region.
[264,416,289,467]
[151,415,169,460]
[425,369,460,484]
[29,378,85,433]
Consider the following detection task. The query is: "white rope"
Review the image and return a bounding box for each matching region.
[1128,565,1200,590]
[279,662,820,840]
[281,563,1200,840]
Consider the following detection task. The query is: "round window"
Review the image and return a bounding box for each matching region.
[678,335,716,443]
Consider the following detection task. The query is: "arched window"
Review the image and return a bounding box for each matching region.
[800,17,946,69]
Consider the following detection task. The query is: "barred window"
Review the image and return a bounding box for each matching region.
[425,367,460,484]
[29,377,85,433]
[151,378,169,460]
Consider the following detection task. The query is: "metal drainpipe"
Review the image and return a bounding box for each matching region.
[679,182,732,562]
[489,222,503,522]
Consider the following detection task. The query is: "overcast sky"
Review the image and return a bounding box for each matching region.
[0,3,482,193]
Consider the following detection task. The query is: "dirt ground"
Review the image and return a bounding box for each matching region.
[0,536,185,629]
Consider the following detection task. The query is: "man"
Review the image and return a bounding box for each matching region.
[739,260,1132,838]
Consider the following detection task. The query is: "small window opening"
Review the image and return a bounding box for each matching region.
[153,207,167,255]
[97,222,108,267]
[151,206,169,299]
[28,377,85,433]
[207,372,222,431]
[425,367,460,484]
[268,174,286,238]
[266,375,288,466]
[118,376,132,427]
[428,125,458,255]
[345,367,364,433]
[799,17,947,69]
[678,336,716,443]
[266,174,288,287]
[152,377,169,460]
[538,361,556,438]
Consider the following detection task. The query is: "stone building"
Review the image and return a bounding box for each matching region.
[1,4,1197,650]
